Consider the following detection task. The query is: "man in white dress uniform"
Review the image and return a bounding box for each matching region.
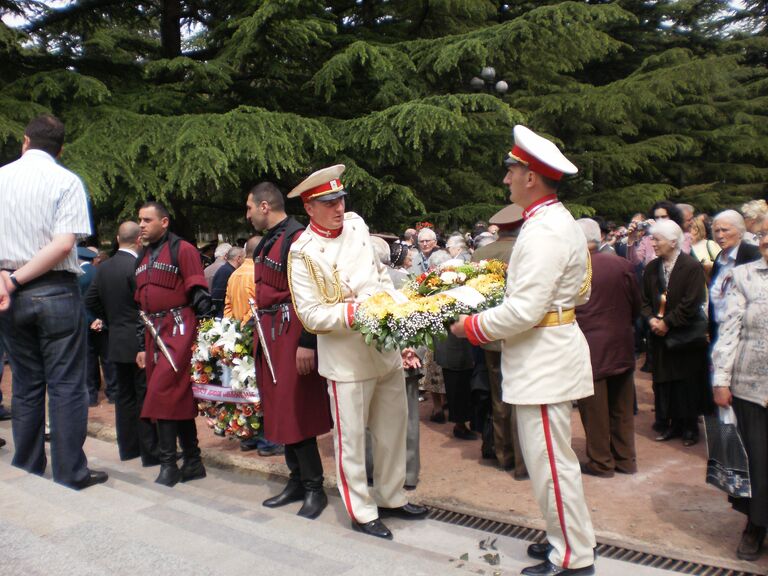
[287,165,427,540]
[452,125,596,576]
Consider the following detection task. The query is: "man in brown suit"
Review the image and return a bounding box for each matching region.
[471,204,527,479]
[575,218,640,477]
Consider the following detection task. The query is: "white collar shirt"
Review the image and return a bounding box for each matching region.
[119,248,138,258]
[0,149,92,274]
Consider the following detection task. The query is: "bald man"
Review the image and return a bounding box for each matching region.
[85,221,159,464]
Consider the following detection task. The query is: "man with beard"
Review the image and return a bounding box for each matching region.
[247,182,333,519]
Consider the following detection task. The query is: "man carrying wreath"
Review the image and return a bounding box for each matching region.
[288,165,427,540]
[451,125,596,576]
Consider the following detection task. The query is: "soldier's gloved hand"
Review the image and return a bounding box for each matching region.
[190,286,214,319]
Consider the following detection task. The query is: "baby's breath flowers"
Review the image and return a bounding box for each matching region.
[355,259,508,351]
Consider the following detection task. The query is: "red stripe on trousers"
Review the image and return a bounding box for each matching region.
[541,404,572,568]
[331,380,357,522]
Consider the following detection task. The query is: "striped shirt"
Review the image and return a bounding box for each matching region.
[0,149,92,275]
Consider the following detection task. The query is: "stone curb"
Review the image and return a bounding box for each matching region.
[85,421,762,574]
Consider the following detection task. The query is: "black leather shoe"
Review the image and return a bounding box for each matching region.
[737,520,766,561]
[527,542,554,561]
[682,430,699,447]
[297,490,327,520]
[69,469,109,491]
[579,462,615,478]
[155,464,181,487]
[352,518,393,540]
[452,427,478,440]
[180,460,206,482]
[263,481,304,508]
[429,412,446,423]
[0,437,5,449]
[655,428,681,442]
[379,502,428,519]
[521,560,594,575]
[0,408,11,421]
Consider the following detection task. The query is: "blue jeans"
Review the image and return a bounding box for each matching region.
[0,276,90,485]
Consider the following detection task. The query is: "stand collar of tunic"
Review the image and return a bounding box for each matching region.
[522,194,558,220]
[148,232,169,264]
[309,219,342,239]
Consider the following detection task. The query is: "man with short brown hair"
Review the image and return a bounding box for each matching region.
[0,114,106,489]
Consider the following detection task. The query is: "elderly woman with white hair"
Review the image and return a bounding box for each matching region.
[740,199,768,245]
[709,210,762,345]
[641,219,712,446]
[711,216,768,560]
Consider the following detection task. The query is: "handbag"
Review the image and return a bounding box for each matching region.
[703,407,751,498]
[656,259,708,350]
[664,313,708,350]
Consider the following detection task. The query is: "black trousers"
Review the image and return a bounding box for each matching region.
[731,396,768,528]
[443,368,473,424]
[113,362,157,463]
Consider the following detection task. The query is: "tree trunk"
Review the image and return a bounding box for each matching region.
[161,0,182,58]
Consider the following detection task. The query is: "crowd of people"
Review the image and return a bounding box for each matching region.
[0,114,767,574]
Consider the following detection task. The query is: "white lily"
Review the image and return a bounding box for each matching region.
[230,355,256,391]
[214,318,241,354]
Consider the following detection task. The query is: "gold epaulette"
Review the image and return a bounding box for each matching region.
[578,250,592,297]
[286,250,335,335]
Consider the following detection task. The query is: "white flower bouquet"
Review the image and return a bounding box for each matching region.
[191,317,262,439]
[354,259,508,351]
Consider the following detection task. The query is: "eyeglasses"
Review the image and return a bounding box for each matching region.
[419,239,435,244]
[755,232,767,241]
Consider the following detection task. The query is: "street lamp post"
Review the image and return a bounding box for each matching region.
[470,66,508,95]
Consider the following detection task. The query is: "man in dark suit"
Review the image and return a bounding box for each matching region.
[85,221,159,464]
[576,219,641,477]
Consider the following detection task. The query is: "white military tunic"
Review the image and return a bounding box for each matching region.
[465,198,596,570]
[289,212,408,524]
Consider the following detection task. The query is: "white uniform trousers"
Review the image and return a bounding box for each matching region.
[517,402,596,569]
[327,368,409,524]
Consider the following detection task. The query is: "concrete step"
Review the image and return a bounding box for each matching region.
[0,423,683,575]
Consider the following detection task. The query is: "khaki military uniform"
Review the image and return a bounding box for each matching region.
[289,212,408,524]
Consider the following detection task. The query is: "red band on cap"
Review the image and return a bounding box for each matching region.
[510,145,563,181]
[300,179,344,203]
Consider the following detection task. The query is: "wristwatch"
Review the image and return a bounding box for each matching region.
[9,273,22,289]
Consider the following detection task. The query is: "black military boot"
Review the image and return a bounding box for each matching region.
[297,476,327,519]
[155,420,181,487]
[178,419,206,483]
[294,437,326,519]
[263,444,304,507]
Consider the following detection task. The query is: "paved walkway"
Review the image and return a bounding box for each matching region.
[1,427,691,575]
[1,360,766,574]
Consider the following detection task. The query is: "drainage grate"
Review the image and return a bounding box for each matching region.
[427,507,762,576]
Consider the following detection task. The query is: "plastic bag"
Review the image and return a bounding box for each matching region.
[703,408,751,498]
